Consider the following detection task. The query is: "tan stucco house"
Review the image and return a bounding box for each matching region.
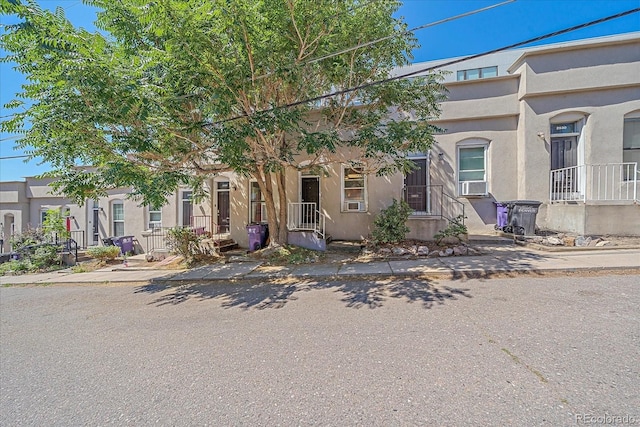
[2,32,639,253]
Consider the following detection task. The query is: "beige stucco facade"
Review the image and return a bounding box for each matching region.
[2,33,639,252]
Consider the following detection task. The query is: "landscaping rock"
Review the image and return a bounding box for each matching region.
[392,247,410,256]
[595,240,611,247]
[588,238,602,247]
[428,250,440,258]
[378,248,392,255]
[575,236,592,247]
[453,245,467,256]
[562,236,576,246]
[439,248,454,257]
[546,237,564,246]
[417,246,430,256]
[439,236,461,246]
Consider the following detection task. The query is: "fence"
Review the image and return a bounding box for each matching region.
[550,163,638,203]
[287,202,326,239]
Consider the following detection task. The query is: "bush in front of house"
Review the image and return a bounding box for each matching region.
[86,246,121,262]
[372,199,412,244]
[165,227,202,260]
[434,215,468,245]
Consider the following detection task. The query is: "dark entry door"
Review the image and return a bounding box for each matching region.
[551,137,578,194]
[551,137,578,170]
[216,182,230,233]
[301,177,320,223]
[405,159,428,213]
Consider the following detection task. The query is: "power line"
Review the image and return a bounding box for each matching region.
[207,7,640,126]
[0,154,30,160]
[304,0,516,65]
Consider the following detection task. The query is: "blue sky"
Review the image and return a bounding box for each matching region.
[1,0,639,181]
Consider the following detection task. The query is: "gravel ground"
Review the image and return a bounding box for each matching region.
[1,275,639,426]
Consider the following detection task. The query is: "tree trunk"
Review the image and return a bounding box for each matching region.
[276,169,288,244]
[253,166,283,246]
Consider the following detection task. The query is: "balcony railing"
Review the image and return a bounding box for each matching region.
[550,163,638,203]
[287,202,326,239]
[403,185,465,223]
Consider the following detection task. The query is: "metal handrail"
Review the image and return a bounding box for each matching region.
[403,185,465,224]
[287,202,325,238]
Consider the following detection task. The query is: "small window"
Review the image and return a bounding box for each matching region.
[112,201,124,237]
[456,66,498,81]
[342,166,366,212]
[40,209,49,226]
[250,182,267,223]
[148,207,162,230]
[180,191,193,227]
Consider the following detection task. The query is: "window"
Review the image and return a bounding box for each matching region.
[623,117,640,180]
[342,166,366,211]
[112,201,124,237]
[180,191,193,227]
[458,143,488,196]
[457,66,498,81]
[40,209,49,226]
[250,182,267,223]
[148,207,162,230]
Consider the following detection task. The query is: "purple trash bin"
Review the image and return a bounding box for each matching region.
[246,224,264,252]
[495,202,508,230]
[112,236,135,255]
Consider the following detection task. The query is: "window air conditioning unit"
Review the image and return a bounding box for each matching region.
[460,181,488,196]
[346,201,363,211]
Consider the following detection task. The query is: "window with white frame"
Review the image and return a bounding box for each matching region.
[148,207,162,230]
[458,142,488,196]
[40,208,49,226]
[623,117,640,180]
[250,181,267,223]
[112,201,125,237]
[342,166,367,211]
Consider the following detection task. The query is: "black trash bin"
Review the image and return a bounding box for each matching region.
[506,200,542,236]
[246,223,269,252]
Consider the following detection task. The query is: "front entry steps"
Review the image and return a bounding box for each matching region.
[201,238,238,254]
[288,230,332,251]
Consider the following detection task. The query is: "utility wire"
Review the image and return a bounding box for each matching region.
[305,0,516,65]
[0,154,30,160]
[207,7,640,127]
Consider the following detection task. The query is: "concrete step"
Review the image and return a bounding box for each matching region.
[468,234,515,246]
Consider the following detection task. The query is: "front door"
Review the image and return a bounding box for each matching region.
[551,136,579,194]
[301,177,320,224]
[405,158,429,214]
[216,182,230,233]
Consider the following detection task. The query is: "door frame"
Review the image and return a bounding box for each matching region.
[215,180,230,234]
[405,154,431,214]
[298,174,321,210]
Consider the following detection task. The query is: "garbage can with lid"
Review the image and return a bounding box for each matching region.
[494,202,508,231]
[246,223,269,252]
[506,200,542,236]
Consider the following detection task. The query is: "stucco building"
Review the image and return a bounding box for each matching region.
[2,32,639,253]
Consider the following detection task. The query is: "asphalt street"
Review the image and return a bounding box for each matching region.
[1,275,638,426]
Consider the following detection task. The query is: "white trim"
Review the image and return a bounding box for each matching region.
[111,199,125,237]
[457,139,490,197]
[298,173,321,212]
[341,165,367,212]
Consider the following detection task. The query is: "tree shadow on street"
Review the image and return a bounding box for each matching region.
[135,277,472,311]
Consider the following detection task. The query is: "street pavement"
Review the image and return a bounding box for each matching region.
[1,244,639,287]
[1,274,638,425]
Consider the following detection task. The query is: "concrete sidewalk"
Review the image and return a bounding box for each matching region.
[1,245,639,286]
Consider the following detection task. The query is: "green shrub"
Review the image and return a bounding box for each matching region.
[166,227,202,260]
[42,209,70,241]
[0,260,31,276]
[10,226,47,251]
[372,199,412,244]
[87,246,121,262]
[30,245,60,270]
[434,215,468,244]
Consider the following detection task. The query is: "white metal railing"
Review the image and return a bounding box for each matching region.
[550,163,638,203]
[287,202,326,239]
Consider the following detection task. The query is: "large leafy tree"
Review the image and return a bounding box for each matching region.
[1,0,444,245]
